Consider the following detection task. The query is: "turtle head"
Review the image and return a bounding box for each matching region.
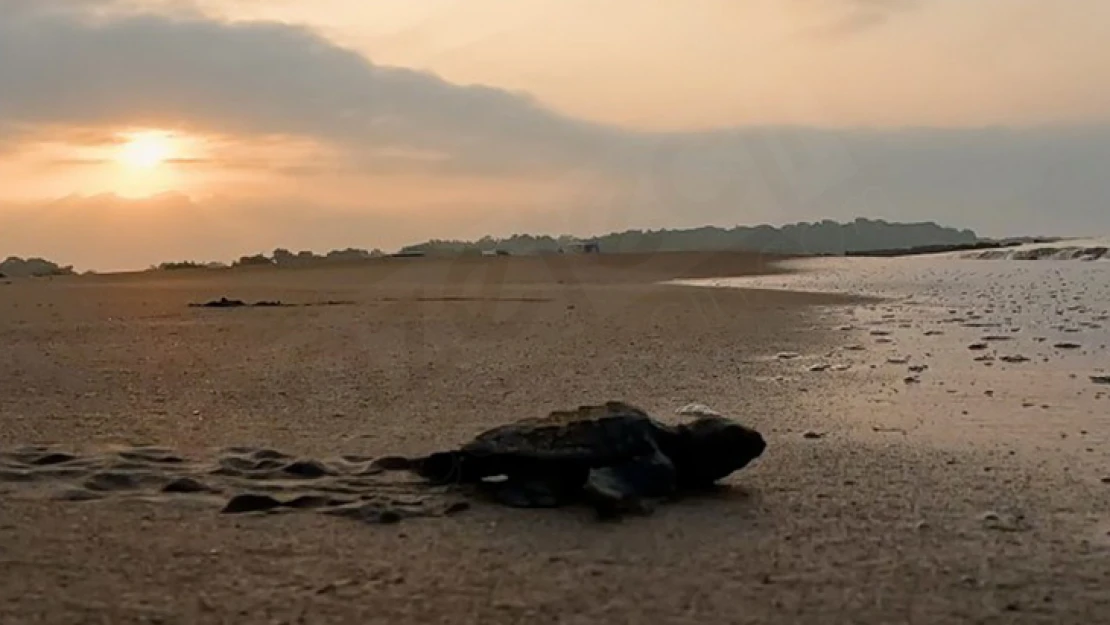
[677,416,766,484]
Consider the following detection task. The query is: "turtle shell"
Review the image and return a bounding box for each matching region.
[460,401,667,463]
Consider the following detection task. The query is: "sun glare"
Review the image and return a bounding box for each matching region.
[117,131,176,170]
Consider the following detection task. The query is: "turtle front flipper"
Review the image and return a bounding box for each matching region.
[479,474,581,508]
[582,449,677,519]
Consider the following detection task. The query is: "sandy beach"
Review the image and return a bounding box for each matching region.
[2,251,1108,624]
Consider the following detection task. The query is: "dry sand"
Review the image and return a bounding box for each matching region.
[1,251,1108,623]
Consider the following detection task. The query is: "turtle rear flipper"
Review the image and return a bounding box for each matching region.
[371,452,467,484]
[583,450,677,519]
[371,455,421,471]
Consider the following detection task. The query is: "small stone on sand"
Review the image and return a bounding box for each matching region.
[222,493,283,514]
[162,477,216,494]
[282,460,334,478]
[27,452,79,466]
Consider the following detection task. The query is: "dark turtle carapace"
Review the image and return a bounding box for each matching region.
[372,401,766,517]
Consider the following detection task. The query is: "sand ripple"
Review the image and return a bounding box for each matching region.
[0,444,470,524]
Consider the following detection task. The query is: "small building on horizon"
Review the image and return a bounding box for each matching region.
[563,239,601,254]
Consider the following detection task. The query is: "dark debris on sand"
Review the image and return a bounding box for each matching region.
[221,493,285,514]
[189,297,288,308]
[162,477,220,494]
[189,297,356,309]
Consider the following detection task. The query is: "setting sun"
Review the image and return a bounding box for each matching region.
[117,130,176,170]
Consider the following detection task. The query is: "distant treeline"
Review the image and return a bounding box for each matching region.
[398,218,979,256]
[0,256,75,278]
[152,247,386,271]
[144,218,981,272]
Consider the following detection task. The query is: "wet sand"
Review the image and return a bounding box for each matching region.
[2,252,1109,623]
[676,255,1110,471]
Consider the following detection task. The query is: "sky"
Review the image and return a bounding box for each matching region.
[1,0,1109,271]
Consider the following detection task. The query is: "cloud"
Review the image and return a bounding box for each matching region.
[800,0,920,36]
[0,123,18,149]
[2,0,1110,270]
[40,157,110,167]
[0,0,614,177]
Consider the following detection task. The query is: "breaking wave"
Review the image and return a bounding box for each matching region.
[960,238,1110,261]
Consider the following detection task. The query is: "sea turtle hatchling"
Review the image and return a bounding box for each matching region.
[372,401,766,517]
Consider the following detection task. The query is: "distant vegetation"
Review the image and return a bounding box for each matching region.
[268,247,385,266]
[149,247,386,271]
[398,218,979,256]
[0,256,75,278]
[139,218,980,273]
[156,260,229,271]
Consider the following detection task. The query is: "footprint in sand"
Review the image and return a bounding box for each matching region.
[0,444,469,526]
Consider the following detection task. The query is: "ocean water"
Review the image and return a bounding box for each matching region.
[954,237,1110,261]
